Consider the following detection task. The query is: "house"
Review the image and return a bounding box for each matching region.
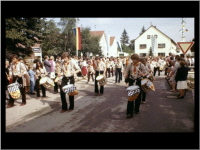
[134,25,178,57]
[89,31,119,57]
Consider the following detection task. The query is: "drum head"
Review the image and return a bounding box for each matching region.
[96,75,104,81]
[141,78,151,85]
[126,85,140,91]
[40,77,47,84]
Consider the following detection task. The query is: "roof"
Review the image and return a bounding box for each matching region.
[110,36,115,46]
[90,31,105,39]
[135,25,177,46]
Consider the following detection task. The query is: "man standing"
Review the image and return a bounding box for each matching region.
[7,54,28,108]
[43,55,51,77]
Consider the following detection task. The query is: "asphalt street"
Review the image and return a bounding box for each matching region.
[6,72,195,132]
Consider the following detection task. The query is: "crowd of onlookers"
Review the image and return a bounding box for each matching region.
[5,53,194,101]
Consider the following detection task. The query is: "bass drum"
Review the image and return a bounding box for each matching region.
[39,76,55,89]
[126,85,140,101]
[96,75,107,86]
[141,78,155,92]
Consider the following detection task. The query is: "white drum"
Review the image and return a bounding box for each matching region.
[96,75,107,86]
[39,76,55,89]
[141,78,155,92]
[7,82,21,99]
[62,84,76,94]
[126,85,140,101]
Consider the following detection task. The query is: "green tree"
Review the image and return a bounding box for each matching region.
[139,25,146,35]
[58,18,77,54]
[81,27,102,56]
[41,19,64,56]
[149,47,154,57]
[6,17,46,59]
[120,29,129,45]
[121,44,133,55]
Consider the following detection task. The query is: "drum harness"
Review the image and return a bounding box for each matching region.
[10,62,23,88]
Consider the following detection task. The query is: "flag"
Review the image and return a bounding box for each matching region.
[117,41,123,52]
[74,27,82,50]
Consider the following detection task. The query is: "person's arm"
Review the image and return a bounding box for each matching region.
[124,63,131,79]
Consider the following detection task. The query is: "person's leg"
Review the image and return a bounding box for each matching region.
[68,96,74,110]
[95,71,99,94]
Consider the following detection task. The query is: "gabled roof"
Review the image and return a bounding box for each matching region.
[110,36,115,46]
[135,25,177,46]
[90,31,105,39]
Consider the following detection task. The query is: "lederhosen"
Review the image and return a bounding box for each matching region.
[126,63,143,115]
[9,63,26,105]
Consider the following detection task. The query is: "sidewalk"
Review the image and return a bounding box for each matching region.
[6,76,85,130]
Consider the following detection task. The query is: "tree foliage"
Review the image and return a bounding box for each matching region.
[41,19,64,56]
[139,25,146,35]
[6,17,46,59]
[81,27,102,56]
[120,29,129,45]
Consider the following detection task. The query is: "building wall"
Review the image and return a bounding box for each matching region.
[99,33,108,57]
[109,39,118,57]
[135,27,177,57]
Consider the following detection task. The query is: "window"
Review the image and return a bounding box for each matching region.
[158,43,165,48]
[140,44,147,49]
[158,53,165,57]
[147,35,150,39]
[154,35,157,38]
[140,53,147,57]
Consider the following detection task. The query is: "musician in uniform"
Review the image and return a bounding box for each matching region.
[7,54,28,108]
[59,52,81,113]
[35,61,48,99]
[93,57,106,96]
[115,58,124,84]
[124,54,146,119]
[140,57,151,104]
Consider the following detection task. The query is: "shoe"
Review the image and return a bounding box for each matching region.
[30,93,35,95]
[95,93,99,96]
[36,97,41,100]
[20,103,26,106]
[135,112,140,114]
[170,89,175,92]
[126,114,133,119]
[99,93,103,96]
[177,96,184,99]
[141,101,145,104]
[6,104,14,108]
[67,109,73,112]
[60,110,67,113]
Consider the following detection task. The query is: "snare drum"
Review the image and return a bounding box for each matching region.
[62,84,76,94]
[126,85,140,101]
[7,82,21,99]
[141,78,155,92]
[147,74,154,82]
[54,76,62,85]
[39,77,55,89]
[96,75,107,86]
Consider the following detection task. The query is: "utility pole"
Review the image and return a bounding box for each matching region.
[76,18,78,56]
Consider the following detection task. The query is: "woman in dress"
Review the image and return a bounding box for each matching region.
[175,59,189,99]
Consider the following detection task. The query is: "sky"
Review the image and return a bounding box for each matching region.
[47,18,194,44]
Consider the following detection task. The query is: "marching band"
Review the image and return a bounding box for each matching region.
[5,53,190,119]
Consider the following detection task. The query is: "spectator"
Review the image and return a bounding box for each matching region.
[43,55,51,77]
[28,65,36,95]
[49,56,56,79]
[175,59,189,99]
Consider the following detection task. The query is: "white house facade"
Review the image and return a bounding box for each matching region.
[134,25,177,57]
[90,31,119,57]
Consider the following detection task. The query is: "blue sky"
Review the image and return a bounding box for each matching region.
[47,18,194,43]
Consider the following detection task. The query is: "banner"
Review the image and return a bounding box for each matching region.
[75,27,82,50]
[117,41,123,52]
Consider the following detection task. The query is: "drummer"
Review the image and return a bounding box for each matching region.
[124,54,146,119]
[93,56,106,96]
[140,57,151,104]
[35,61,48,99]
[7,54,28,108]
[59,52,81,113]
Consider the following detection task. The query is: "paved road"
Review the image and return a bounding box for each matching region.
[6,73,194,132]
